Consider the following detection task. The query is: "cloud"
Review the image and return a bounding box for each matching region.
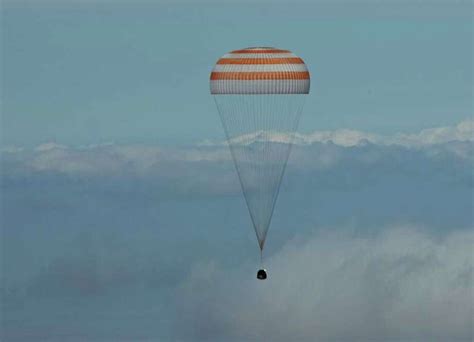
[2,120,472,176]
[176,227,473,341]
[391,119,474,147]
[2,225,472,341]
[1,120,472,212]
[33,142,68,152]
[2,119,473,340]
[201,119,474,148]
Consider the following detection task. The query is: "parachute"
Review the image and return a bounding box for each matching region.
[210,47,310,276]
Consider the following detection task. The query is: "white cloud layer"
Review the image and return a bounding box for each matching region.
[1,120,472,202]
[3,225,472,341]
[177,227,473,341]
[1,120,473,340]
[2,119,472,174]
[201,119,474,147]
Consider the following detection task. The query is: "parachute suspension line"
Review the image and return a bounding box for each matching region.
[215,95,260,250]
[268,95,306,233]
[234,94,261,249]
[214,94,306,255]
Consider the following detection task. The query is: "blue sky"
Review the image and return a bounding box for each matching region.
[2,0,472,146]
[1,1,473,341]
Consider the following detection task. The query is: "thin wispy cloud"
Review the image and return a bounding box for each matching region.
[199,119,474,147]
[3,119,473,173]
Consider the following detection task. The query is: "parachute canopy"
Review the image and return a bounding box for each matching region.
[210,47,310,95]
[210,47,310,252]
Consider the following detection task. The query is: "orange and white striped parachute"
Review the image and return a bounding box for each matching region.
[210,47,310,270]
[210,47,310,94]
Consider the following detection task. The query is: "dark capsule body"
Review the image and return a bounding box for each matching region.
[257,269,267,280]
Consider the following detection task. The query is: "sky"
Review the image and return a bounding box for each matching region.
[2,0,473,146]
[1,1,474,341]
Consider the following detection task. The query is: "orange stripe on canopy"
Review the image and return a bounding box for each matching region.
[210,71,310,80]
[230,49,291,54]
[217,57,305,65]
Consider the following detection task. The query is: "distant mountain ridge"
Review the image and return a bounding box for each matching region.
[198,119,473,148]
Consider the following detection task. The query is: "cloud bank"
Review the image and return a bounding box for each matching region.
[1,119,473,341]
[3,226,472,341]
[2,119,472,176]
[177,227,473,341]
[199,119,473,147]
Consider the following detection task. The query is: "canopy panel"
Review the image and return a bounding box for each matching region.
[210,47,310,95]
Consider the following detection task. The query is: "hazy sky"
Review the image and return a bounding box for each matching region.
[1,1,473,341]
[2,0,472,145]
